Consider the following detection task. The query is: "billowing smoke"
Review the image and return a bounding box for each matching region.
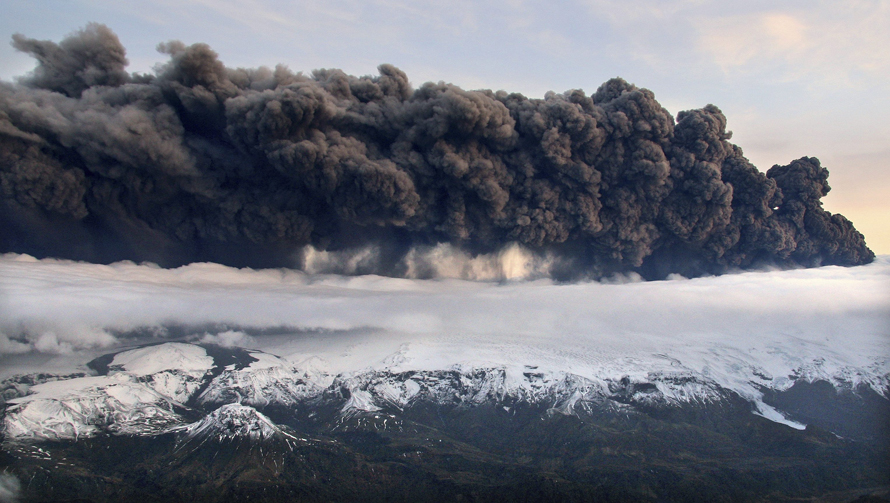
[0,24,873,279]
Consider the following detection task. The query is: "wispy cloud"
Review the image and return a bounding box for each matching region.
[695,3,890,87]
[574,0,890,89]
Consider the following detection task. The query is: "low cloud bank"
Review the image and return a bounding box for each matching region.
[1,254,887,375]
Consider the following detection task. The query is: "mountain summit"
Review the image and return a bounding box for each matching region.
[181,403,291,442]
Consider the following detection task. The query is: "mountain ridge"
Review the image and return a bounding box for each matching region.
[2,341,888,502]
[3,342,887,443]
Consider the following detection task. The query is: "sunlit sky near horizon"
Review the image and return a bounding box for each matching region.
[2,0,888,253]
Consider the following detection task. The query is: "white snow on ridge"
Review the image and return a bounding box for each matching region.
[2,343,218,441]
[3,339,889,441]
[255,334,890,409]
[198,351,326,407]
[108,343,214,403]
[111,343,214,375]
[179,403,293,442]
[335,364,731,417]
[341,389,382,416]
[4,373,183,440]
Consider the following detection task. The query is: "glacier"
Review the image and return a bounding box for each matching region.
[3,337,887,442]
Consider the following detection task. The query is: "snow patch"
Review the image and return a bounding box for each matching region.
[341,389,382,416]
[753,401,807,430]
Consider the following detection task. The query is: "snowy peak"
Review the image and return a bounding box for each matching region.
[182,403,288,442]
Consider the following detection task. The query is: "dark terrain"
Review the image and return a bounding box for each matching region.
[2,378,888,502]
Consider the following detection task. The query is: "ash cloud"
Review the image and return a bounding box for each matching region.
[0,24,874,279]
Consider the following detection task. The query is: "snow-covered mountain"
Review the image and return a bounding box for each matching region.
[4,338,887,503]
[3,339,887,442]
[196,351,327,408]
[2,343,215,440]
[178,403,295,442]
[3,373,183,440]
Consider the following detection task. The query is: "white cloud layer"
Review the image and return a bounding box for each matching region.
[0,253,887,386]
[197,330,254,348]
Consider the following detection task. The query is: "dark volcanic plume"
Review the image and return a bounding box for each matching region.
[0,24,874,279]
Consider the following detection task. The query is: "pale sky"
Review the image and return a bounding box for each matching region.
[2,0,888,253]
